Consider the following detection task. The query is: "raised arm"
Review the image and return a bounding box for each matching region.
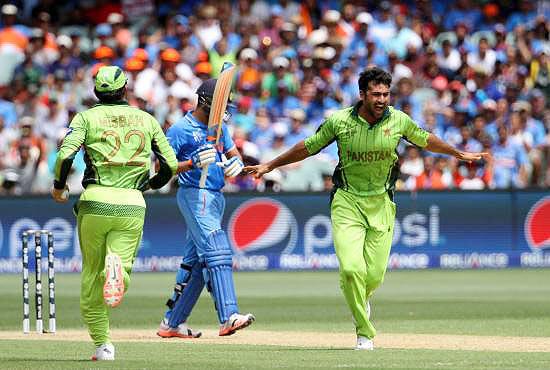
[424,133,489,162]
[244,140,310,178]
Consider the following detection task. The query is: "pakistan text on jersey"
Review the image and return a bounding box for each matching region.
[99,115,145,128]
[346,150,393,163]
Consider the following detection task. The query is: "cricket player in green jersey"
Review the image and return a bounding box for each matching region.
[51,66,179,360]
[245,67,488,350]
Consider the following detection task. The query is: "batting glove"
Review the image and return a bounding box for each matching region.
[189,144,217,168]
[217,156,244,177]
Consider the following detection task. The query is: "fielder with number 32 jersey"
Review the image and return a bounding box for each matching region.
[52,66,178,361]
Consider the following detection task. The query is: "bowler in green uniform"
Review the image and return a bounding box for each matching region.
[245,67,488,350]
[51,66,179,360]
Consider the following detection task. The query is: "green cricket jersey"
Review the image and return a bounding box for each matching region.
[304,104,429,197]
[54,101,178,191]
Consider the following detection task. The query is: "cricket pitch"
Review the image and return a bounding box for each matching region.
[1,330,549,352]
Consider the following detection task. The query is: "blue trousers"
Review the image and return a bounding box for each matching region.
[166,186,239,326]
[177,186,226,259]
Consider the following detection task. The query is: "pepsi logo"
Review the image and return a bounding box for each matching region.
[524,196,550,251]
[228,198,297,254]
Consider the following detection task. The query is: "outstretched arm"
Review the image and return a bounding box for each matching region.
[244,140,310,178]
[424,133,489,162]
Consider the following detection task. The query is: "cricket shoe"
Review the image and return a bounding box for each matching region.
[219,313,255,336]
[103,253,124,308]
[91,343,115,361]
[355,336,374,350]
[156,318,202,338]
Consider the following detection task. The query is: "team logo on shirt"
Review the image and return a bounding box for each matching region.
[192,131,204,143]
[384,128,391,137]
[346,150,392,163]
[341,126,357,140]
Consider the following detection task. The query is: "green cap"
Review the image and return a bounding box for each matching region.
[94,66,127,92]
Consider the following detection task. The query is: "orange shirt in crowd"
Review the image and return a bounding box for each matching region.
[415,171,447,190]
[0,27,28,50]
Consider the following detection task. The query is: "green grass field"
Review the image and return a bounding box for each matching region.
[1,269,550,369]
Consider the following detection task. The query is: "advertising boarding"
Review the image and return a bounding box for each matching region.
[0,191,548,272]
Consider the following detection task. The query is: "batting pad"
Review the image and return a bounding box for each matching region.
[166,263,193,310]
[204,230,238,324]
[167,262,205,328]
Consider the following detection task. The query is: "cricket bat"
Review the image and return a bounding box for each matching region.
[199,62,237,188]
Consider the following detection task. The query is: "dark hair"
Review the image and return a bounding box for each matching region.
[94,86,126,103]
[358,67,392,92]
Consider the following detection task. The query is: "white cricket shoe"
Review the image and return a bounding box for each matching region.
[355,336,374,350]
[91,343,115,361]
[219,313,255,336]
[156,318,202,338]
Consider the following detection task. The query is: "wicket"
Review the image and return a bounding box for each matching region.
[22,230,56,334]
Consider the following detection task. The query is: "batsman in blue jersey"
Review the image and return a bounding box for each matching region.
[157,79,255,338]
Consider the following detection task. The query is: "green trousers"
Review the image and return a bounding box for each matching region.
[76,185,145,346]
[331,189,396,339]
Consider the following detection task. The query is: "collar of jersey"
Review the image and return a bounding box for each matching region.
[94,100,129,107]
[184,111,206,128]
[352,101,391,128]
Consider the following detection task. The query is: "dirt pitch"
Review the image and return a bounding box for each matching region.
[1,330,549,352]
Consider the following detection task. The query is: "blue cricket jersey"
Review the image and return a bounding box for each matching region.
[167,111,235,191]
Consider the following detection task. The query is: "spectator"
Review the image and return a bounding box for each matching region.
[492,125,529,188]
[3,139,40,194]
[0,1,547,195]
[0,4,28,52]
[233,96,255,134]
[0,86,17,128]
[208,37,237,77]
[285,109,310,147]
[342,12,372,68]
[265,80,301,121]
[400,146,424,189]
[459,163,486,190]
[415,156,450,190]
[261,56,298,99]
[467,37,497,75]
[237,48,261,94]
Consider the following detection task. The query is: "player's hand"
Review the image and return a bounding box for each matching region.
[51,185,69,203]
[190,144,217,168]
[217,156,244,177]
[456,151,491,163]
[243,163,272,179]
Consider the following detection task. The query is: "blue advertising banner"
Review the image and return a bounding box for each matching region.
[0,191,548,272]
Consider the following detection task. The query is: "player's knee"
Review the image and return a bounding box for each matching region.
[366,269,386,290]
[175,263,193,282]
[203,229,233,268]
[339,264,365,281]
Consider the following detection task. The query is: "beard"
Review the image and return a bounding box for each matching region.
[367,101,387,119]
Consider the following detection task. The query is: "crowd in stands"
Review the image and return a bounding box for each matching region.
[0,0,548,195]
